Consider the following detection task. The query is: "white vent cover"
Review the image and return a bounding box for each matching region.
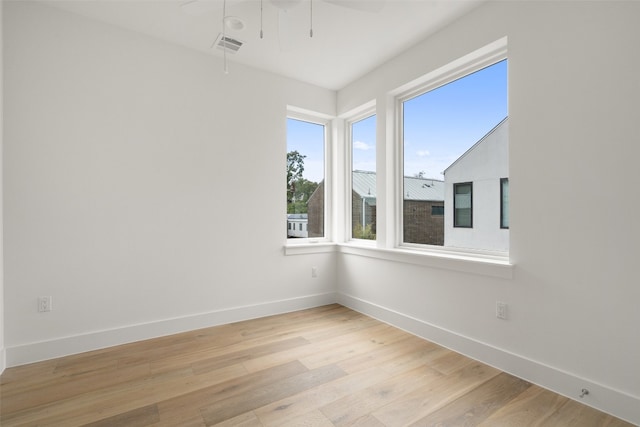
[214,33,243,54]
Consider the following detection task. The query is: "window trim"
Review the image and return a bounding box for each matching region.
[289,39,513,275]
[453,182,473,228]
[285,107,333,246]
[393,37,508,258]
[346,108,377,243]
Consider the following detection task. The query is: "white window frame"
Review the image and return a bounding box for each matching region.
[345,105,377,244]
[393,39,508,260]
[285,107,334,253]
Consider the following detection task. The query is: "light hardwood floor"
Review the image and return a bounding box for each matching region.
[0,304,634,426]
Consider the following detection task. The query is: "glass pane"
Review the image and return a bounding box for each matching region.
[351,115,377,240]
[501,178,509,229]
[402,59,507,246]
[286,118,325,238]
[454,183,472,227]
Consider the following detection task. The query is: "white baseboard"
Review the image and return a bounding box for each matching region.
[6,292,337,368]
[337,292,640,426]
[0,346,6,375]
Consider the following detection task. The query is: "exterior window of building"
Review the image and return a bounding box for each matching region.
[454,182,473,228]
[350,114,377,240]
[400,58,507,250]
[501,178,509,229]
[287,116,326,239]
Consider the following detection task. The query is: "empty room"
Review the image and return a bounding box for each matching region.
[1,0,639,425]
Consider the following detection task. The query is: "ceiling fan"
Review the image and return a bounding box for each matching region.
[182,0,385,73]
[182,0,385,46]
[182,0,385,17]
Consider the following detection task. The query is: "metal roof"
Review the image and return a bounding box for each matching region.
[352,170,444,202]
[287,214,308,220]
[403,176,445,201]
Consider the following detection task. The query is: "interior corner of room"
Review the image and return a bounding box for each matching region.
[1,0,639,425]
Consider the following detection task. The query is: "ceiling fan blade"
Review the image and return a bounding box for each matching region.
[321,0,385,13]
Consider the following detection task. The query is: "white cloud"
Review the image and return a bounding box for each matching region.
[353,141,372,151]
[416,149,430,157]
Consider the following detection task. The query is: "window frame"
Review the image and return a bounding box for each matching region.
[500,177,509,229]
[285,108,332,246]
[394,41,508,256]
[290,39,512,276]
[346,108,377,243]
[453,182,473,228]
[431,205,444,216]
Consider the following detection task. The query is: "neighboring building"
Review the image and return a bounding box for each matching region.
[402,176,445,245]
[351,171,446,244]
[307,171,444,244]
[351,170,378,237]
[443,117,509,251]
[287,214,308,238]
[307,181,325,238]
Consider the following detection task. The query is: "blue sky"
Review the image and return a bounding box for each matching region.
[287,118,325,183]
[403,60,508,180]
[287,59,507,183]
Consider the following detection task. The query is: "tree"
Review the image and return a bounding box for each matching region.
[353,223,376,240]
[287,150,306,205]
[288,178,319,213]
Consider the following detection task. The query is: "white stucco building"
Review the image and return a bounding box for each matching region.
[444,118,509,251]
[287,214,308,238]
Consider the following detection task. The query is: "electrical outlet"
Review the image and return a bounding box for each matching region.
[311,267,318,278]
[38,296,52,313]
[496,301,507,320]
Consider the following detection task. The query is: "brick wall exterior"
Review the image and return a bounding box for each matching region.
[307,181,324,238]
[351,191,377,234]
[403,200,444,245]
[309,185,443,244]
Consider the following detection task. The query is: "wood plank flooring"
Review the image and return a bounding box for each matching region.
[0,304,634,426]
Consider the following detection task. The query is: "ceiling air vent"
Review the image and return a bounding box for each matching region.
[214,33,243,54]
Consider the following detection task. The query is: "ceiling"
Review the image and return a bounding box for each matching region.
[44,0,485,91]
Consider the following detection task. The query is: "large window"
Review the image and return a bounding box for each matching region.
[401,59,508,250]
[350,114,377,240]
[286,117,326,239]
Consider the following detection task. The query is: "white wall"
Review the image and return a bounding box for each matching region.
[0,0,6,375]
[3,1,336,364]
[444,120,509,251]
[338,1,640,424]
[3,1,639,424]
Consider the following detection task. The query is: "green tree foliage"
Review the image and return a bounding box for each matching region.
[353,224,376,240]
[287,151,318,213]
[287,151,306,204]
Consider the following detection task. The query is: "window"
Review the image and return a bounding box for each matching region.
[454,182,473,228]
[286,116,326,239]
[350,114,377,240]
[500,178,509,229]
[401,58,507,250]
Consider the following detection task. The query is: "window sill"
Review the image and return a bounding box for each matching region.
[337,243,513,279]
[284,241,337,256]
